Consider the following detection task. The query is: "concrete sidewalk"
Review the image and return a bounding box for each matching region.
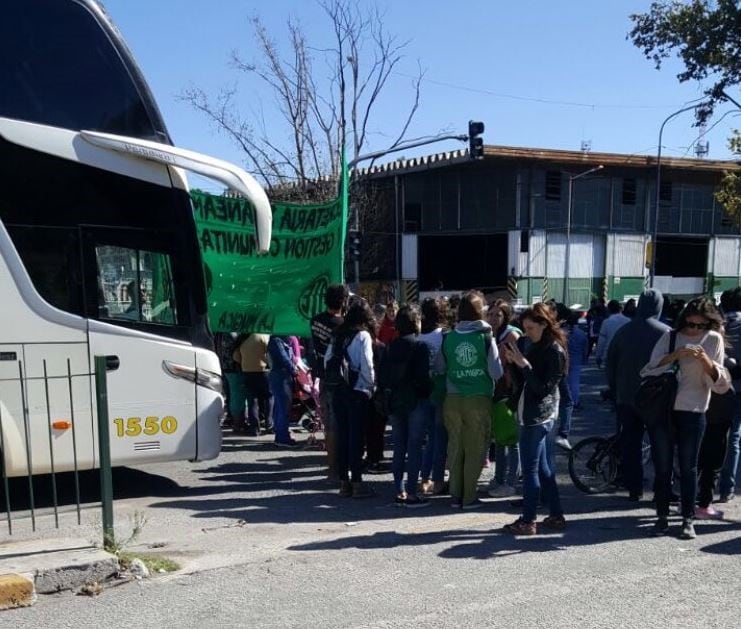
[0,538,118,610]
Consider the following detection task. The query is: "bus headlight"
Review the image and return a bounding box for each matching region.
[163,360,223,394]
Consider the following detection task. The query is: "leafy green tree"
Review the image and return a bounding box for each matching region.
[628,0,740,120]
[715,130,741,222]
[630,2,740,222]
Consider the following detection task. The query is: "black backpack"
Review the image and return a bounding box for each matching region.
[323,332,359,390]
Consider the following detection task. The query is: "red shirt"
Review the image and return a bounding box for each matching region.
[378,316,398,345]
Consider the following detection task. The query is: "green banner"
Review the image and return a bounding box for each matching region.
[192,186,345,337]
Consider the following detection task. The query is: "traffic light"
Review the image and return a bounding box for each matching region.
[468,120,485,160]
[348,229,361,261]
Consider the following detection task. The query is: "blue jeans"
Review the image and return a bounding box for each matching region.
[392,402,427,495]
[617,404,645,496]
[567,363,582,407]
[557,377,573,438]
[268,373,293,443]
[494,442,520,487]
[649,410,706,519]
[420,399,447,483]
[719,398,741,497]
[519,420,562,523]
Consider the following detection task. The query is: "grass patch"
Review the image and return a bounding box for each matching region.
[118,552,180,574]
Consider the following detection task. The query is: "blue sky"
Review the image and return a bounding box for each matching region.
[103,0,740,172]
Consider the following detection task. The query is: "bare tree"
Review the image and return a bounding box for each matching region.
[180,0,423,201]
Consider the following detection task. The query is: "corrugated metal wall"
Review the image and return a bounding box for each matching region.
[508,230,523,276]
[529,230,547,276]
[606,233,647,277]
[542,233,604,279]
[709,237,740,277]
[401,234,418,279]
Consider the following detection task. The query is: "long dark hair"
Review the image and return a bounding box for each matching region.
[490,299,513,336]
[421,297,447,334]
[520,303,567,351]
[335,301,376,341]
[674,297,723,333]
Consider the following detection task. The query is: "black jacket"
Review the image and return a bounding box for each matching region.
[511,339,566,426]
[378,336,432,414]
[606,289,671,409]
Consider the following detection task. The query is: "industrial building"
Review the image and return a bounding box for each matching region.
[356,145,741,306]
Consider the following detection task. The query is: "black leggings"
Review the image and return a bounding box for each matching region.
[334,388,370,482]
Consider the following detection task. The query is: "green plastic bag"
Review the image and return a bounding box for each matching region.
[491,398,518,446]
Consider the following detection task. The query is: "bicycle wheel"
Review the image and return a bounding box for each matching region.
[568,436,618,494]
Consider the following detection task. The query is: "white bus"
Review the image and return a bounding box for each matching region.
[0,0,272,477]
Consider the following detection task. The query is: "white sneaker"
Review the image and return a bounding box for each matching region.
[488,484,516,498]
[555,435,572,451]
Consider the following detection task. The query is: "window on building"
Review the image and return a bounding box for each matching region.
[659,181,672,203]
[721,212,734,228]
[404,202,421,232]
[545,170,561,201]
[622,178,637,205]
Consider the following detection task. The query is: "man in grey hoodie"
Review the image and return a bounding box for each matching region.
[606,289,670,500]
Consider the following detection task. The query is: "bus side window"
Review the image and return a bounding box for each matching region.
[95,246,177,325]
[5,224,84,316]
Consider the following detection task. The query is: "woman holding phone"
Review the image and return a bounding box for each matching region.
[640,297,730,539]
[501,303,567,535]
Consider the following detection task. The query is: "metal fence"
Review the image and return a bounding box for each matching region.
[0,356,114,545]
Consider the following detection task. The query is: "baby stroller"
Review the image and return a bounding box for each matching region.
[290,365,323,446]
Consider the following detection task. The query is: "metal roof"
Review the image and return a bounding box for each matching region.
[356,144,740,177]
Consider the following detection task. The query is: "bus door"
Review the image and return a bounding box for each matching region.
[80,226,198,466]
[0,220,95,478]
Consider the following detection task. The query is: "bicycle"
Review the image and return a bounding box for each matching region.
[568,432,652,494]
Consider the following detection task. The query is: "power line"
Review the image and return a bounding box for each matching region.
[395,71,698,111]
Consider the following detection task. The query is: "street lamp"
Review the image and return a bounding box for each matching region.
[648,103,702,286]
[564,164,604,304]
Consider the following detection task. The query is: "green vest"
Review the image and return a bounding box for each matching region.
[443,330,493,397]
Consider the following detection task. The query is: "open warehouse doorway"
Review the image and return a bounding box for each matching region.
[418,234,508,292]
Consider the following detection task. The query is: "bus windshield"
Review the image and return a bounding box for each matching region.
[0,0,166,140]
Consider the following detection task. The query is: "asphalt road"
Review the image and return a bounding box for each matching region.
[2,363,740,628]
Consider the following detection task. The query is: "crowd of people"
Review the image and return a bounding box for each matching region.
[215,284,741,540]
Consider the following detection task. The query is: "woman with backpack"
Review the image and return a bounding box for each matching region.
[434,290,503,509]
[501,303,567,536]
[419,298,450,496]
[325,301,376,499]
[641,297,730,539]
[379,305,433,507]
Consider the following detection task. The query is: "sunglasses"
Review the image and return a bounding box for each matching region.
[684,322,710,330]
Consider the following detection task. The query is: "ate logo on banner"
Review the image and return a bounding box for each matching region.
[298,274,330,321]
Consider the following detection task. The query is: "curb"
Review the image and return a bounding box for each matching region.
[34,553,119,595]
[0,539,119,610]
